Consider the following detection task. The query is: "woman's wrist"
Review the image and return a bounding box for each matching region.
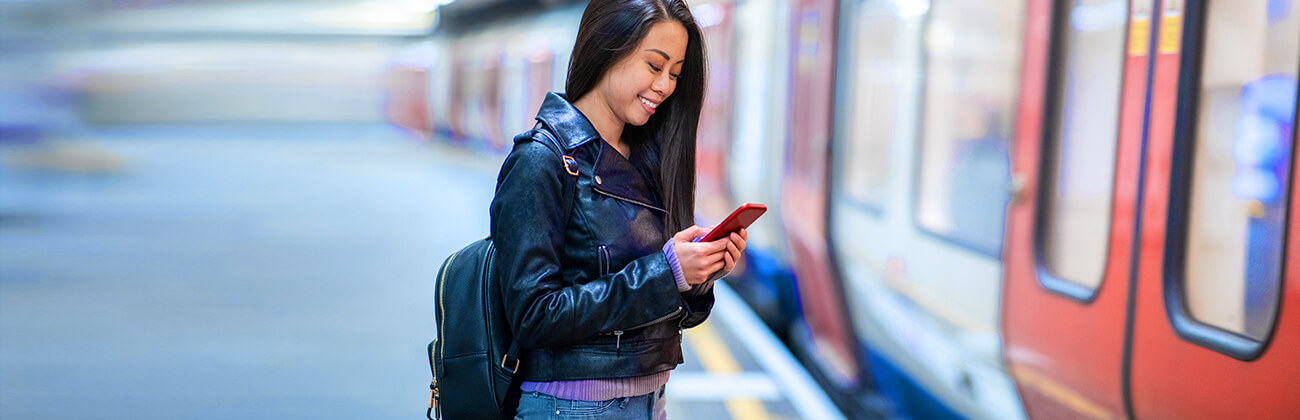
[662,240,691,291]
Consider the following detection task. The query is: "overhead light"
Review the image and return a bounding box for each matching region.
[893,0,930,18]
[693,3,722,28]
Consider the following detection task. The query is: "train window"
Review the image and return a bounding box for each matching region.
[833,0,909,212]
[1171,0,1298,345]
[914,0,1025,255]
[1038,0,1130,295]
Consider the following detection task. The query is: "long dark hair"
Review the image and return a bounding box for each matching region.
[566,0,706,234]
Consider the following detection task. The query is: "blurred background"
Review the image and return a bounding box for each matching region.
[1,0,489,418]
[1,0,1297,419]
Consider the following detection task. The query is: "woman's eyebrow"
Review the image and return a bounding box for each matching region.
[644,49,684,64]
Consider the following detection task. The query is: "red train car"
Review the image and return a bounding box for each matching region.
[1004,0,1300,418]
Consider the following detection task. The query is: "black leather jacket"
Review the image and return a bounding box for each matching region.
[489,92,714,382]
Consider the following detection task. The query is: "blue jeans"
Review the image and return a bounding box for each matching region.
[514,386,667,420]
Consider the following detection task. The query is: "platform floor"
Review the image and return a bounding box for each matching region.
[0,123,842,419]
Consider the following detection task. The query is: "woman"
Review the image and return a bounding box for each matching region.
[488,0,747,418]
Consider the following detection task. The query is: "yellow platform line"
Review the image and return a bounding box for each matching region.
[684,321,772,420]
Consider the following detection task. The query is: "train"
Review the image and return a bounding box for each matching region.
[383,0,1300,418]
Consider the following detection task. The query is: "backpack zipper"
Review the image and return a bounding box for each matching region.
[432,248,461,420]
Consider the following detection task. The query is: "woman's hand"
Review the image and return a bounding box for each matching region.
[670,226,728,285]
[671,226,748,284]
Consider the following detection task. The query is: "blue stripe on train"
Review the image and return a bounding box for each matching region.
[862,347,962,420]
[740,246,963,419]
[731,247,802,331]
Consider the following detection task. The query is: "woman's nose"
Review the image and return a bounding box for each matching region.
[651,73,671,96]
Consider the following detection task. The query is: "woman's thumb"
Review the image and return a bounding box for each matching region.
[674,225,705,242]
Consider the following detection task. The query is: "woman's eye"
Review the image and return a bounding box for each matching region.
[669,73,679,79]
[648,63,661,72]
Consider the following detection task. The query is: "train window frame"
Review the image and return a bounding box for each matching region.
[829,0,870,216]
[828,0,910,218]
[1031,0,1133,303]
[909,0,1023,259]
[1161,0,1298,361]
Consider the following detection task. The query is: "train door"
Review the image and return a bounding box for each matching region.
[499,24,556,136]
[1128,0,1300,417]
[480,50,505,152]
[457,35,502,151]
[1002,0,1150,417]
[523,48,553,130]
[724,0,800,330]
[780,0,861,387]
[829,0,1027,417]
[500,44,527,138]
[383,43,433,138]
[428,42,451,140]
[447,45,467,143]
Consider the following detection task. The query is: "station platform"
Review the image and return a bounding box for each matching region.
[0,123,843,419]
[666,282,842,419]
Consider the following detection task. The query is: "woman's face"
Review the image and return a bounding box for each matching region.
[597,21,688,127]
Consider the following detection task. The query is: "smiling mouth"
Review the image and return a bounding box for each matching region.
[638,96,660,111]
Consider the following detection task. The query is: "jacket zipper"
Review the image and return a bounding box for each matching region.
[592,187,667,213]
[600,245,613,276]
[603,305,684,349]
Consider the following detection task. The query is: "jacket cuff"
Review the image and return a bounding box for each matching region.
[663,240,691,292]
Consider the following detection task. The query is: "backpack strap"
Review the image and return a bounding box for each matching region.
[529,123,580,228]
[501,123,580,370]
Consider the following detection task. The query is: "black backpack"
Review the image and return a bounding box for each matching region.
[427,125,578,420]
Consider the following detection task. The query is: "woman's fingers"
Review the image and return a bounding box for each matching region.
[729,231,747,252]
[686,241,728,258]
[698,258,723,273]
[722,232,744,269]
[683,239,728,258]
[705,237,730,253]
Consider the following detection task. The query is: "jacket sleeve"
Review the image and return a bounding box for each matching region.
[678,277,716,329]
[661,240,715,329]
[490,141,684,350]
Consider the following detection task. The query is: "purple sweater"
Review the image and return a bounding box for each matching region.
[519,240,698,401]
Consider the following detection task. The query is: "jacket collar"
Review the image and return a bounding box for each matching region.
[536,92,666,214]
[592,140,666,214]
[535,92,601,151]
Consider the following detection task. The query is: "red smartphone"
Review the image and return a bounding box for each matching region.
[695,203,767,243]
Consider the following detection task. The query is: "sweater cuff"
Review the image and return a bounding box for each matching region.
[663,240,691,291]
